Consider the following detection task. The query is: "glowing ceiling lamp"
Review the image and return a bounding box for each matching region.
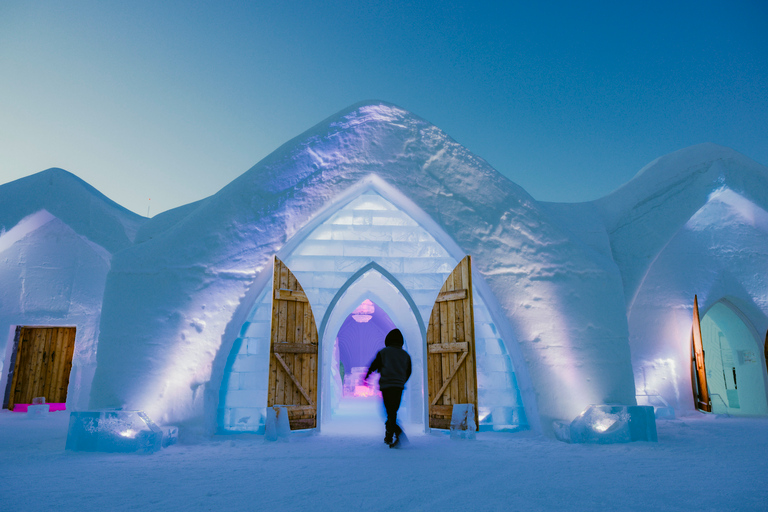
[352,299,375,323]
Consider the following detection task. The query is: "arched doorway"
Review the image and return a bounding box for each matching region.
[318,267,425,430]
[700,300,768,415]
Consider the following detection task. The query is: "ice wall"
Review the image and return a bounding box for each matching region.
[92,101,635,434]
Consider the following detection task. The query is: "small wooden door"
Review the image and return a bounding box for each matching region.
[268,257,319,430]
[5,326,76,409]
[691,295,712,412]
[426,255,479,429]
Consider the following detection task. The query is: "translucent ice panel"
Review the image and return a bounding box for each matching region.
[65,411,164,453]
[564,405,657,444]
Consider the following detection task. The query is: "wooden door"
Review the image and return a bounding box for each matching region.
[268,257,319,430]
[426,255,478,429]
[691,295,712,412]
[6,326,76,409]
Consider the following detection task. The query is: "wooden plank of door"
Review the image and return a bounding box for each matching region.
[59,328,76,404]
[428,342,469,353]
[17,328,34,406]
[462,256,478,421]
[691,295,711,412]
[435,289,468,302]
[51,328,67,403]
[273,343,318,354]
[27,329,44,404]
[274,353,314,406]
[274,289,309,302]
[430,351,469,406]
[41,328,56,402]
[8,329,25,409]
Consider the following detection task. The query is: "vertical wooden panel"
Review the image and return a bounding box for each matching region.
[8,329,26,409]
[268,257,319,429]
[691,295,711,412]
[426,256,478,429]
[8,327,76,408]
[56,328,76,403]
[41,328,57,401]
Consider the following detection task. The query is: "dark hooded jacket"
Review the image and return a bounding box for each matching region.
[365,329,412,389]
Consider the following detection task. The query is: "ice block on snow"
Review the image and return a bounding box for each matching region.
[450,404,476,440]
[567,405,657,444]
[264,406,290,441]
[65,410,164,453]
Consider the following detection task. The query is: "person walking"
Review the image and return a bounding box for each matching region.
[364,328,412,448]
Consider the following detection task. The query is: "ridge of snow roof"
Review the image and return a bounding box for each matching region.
[594,143,768,229]
[118,100,562,273]
[590,143,768,303]
[0,167,146,253]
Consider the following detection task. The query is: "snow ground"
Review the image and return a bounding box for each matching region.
[1,403,767,512]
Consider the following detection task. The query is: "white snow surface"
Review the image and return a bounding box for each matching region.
[1,408,767,511]
[90,101,635,433]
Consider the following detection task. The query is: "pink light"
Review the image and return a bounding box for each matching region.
[352,299,375,315]
[353,385,377,397]
[351,299,375,323]
[12,403,66,412]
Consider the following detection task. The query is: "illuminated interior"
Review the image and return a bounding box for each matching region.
[334,299,394,399]
[701,300,768,415]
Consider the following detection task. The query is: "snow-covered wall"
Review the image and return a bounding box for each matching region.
[10,108,765,434]
[0,169,144,410]
[589,146,768,414]
[90,102,636,434]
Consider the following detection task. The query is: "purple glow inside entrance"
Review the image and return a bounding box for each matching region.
[337,300,396,385]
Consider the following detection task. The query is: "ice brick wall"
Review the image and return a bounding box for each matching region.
[219,191,526,432]
[474,299,528,431]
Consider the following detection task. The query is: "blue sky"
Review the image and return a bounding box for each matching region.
[1,1,766,215]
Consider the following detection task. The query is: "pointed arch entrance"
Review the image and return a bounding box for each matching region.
[217,187,531,434]
[318,263,425,427]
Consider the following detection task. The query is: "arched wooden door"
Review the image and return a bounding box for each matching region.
[426,255,479,429]
[268,257,319,429]
[691,295,712,412]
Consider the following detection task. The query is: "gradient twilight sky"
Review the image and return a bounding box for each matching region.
[1,1,766,216]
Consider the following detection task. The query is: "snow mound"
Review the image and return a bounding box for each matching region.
[0,168,146,253]
[593,143,768,302]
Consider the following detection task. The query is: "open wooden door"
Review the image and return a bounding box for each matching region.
[268,257,319,430]
[5,326,76,410]
[691,295,712,412]
[426,255,479,429]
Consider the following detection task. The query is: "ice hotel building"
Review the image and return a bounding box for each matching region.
[2,102,767,436]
